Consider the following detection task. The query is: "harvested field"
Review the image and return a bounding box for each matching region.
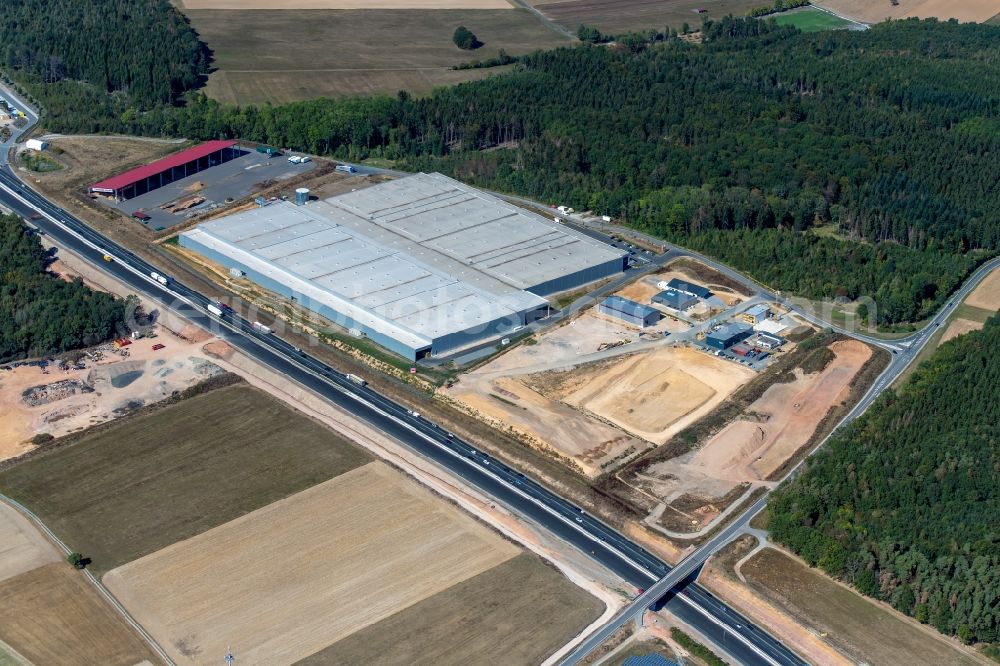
[533,0,763,38]
[181,0,511,6]
[966,266,1000,310]
[0,501,60,583]
[104,462,522,665]
[301,552,604,665]
[0,384,371,573]
[742,548,985,666]
[941,318,984,344]
[544,346,753,443]
[815,0,1000,22]
[183,9,571,104]
[0,563,157,666]
[0,331,223,462]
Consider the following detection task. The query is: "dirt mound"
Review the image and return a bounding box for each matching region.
[178,325,213,343]
[202,341,234,360]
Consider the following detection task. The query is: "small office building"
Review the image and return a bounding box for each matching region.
[706,323,753,350]
[599,296,661,328]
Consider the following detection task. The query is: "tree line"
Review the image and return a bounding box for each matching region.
[0,215,128,362]
[0,0,208,107]
[768,315,1000,645]
[10,7,1000,325]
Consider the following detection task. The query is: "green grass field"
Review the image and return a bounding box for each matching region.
[771,7,854,31]
[184,8,570,104]
[0,383,371,573]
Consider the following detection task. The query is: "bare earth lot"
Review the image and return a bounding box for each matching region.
[815,0,1000,23]
[532,0,764,34]
[0,383,371,573]
[0,331,222,462]
[299,552,604,665]
[742,548,986,666]
[183,8,571,104]
[639,340,870,504]
[105,462,522,665]
[690,339,871,482]
[540,346,752,444]
[0,501,156,666]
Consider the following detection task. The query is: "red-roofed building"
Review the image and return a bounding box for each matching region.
[90,140,241,201]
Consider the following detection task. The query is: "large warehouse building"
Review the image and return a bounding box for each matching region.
[180,172,627,360]
[90,140,241,201]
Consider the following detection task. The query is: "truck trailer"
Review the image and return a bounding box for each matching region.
[207,304,224,317]
[149,271,171,286]
[252,321,272,334]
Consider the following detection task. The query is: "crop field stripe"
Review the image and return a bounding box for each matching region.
[0,383,372,573]
[296,552,606,665]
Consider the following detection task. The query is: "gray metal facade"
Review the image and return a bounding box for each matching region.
[598,296,660,327]
[706,323,753,350]
[179,173,624,360]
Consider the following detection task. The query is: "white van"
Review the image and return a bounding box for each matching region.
[287,155,301,163]
[336,164,357,173]
[299,156,311,163]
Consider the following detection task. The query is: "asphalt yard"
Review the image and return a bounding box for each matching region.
[99,148,316,230]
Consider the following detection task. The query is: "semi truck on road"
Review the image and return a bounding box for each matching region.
[252,321,272,334]
[149,271,171,286]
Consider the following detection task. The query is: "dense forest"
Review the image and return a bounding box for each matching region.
[768,316,1000,645]
[0,215,128,362]
[0,0,208,107]
[10,7,1000,323]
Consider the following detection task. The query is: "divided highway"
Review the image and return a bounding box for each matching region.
[0,165,806,666]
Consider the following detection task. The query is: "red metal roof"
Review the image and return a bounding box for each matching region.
[90,140,238,192]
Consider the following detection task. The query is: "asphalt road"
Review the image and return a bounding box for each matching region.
[0,166,806,666]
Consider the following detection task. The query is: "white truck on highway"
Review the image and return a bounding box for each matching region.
[346,373,367,386]
[149,271,171,286]
[252,321,272,334]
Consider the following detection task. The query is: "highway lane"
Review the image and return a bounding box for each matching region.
[0,167,805,666]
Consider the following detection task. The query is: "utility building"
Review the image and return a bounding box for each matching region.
[706,323,753,350]
[598,296,661,327]
[666,278,712,300]
[90,140,241,201]
[652,289,698,312]
[742,304,771,325]
[180,173,626,360]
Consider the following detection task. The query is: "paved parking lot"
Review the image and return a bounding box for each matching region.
[99,149,317,230]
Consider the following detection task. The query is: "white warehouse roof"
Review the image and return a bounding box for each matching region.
[181,173,625,349]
